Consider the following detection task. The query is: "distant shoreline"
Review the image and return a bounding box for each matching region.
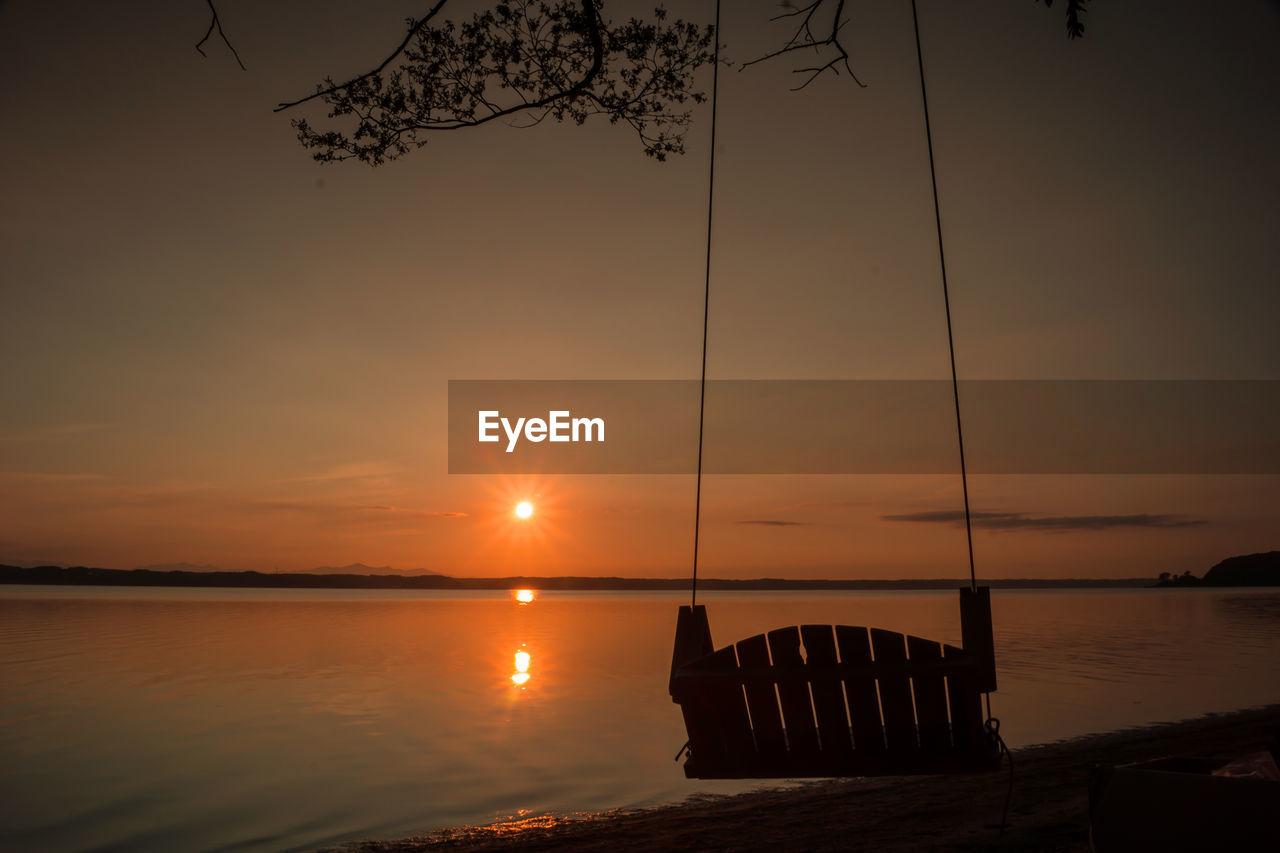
[1,564,1152,591]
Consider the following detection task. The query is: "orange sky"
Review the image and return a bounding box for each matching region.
[1,1,1277,578]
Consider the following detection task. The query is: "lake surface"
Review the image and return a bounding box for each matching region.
[2,586,1279,852]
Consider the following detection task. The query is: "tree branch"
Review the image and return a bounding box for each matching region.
[286,1,715,164]
[744,0,1089,90]
[741,0,866,90]
[393,2,603,132]
[271,1,1088,165]
[274,1,451,113]
[195,0,245,71]
[1039,0,1089,39]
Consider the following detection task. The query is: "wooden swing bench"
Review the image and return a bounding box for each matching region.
[663,0,1008,786]
[669,590,1002,779]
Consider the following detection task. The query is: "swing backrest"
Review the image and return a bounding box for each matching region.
[670,617,999,779]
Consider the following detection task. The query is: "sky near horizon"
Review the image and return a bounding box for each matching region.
[1,0,1278,578]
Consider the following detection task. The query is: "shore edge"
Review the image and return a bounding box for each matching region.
[328,705,1280,852]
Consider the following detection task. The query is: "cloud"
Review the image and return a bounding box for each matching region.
[0,542,101,565]
[881,510,1206,532]
[0,471,107,483]
[253,502,467,522]
[361,505,468,519]
[0,423,113,442]
[285,461,399,484]
[734,519,810,527]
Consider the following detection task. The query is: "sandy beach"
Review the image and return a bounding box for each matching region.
[334,705,1280,853]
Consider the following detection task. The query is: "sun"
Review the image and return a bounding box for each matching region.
[514,501,534,519]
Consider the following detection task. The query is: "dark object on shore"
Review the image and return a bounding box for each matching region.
[1155,550,1280,587]
[1203,550,1280,586]
[1155,569,1202,587]
[667,588,1002,779]
[1088,751,1280,851]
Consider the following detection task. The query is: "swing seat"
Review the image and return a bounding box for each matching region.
[669,596,1002,779]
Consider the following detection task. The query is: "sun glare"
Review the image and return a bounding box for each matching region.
[515,588,535,604]
[514,501,534,519]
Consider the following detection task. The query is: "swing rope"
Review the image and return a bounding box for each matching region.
[691,0,722,609]
[911,13,1007,819]
[693,0,977,600]
[911,0,977,595]
[678,2,1008,804]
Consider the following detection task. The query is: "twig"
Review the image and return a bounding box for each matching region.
[274,0,451,112]
[195,0,245,71]
[741,0,865,89]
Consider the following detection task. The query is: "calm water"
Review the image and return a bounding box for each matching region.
[2,586,1279,852]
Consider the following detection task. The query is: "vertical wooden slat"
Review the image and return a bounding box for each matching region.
[835,625,885,755]
[960,586,997,693]
[871,628,917,754]
[669,604,714,697]
[673,644,754,775]
[736,634,787,762]
[944,644,984,752]
[906,635,950,753]
[767,627,820,760]
[800,624,853,759]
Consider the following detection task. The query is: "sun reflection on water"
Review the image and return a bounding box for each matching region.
[511,645,531,687]
[514,589,535,604]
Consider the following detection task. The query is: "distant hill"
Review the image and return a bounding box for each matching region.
[1202,551,1280,587]
[307,563,441,577]
[135,562,222,573]
[0,564,1149,591]
[0,565,461,590]
[130,562,444,576]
